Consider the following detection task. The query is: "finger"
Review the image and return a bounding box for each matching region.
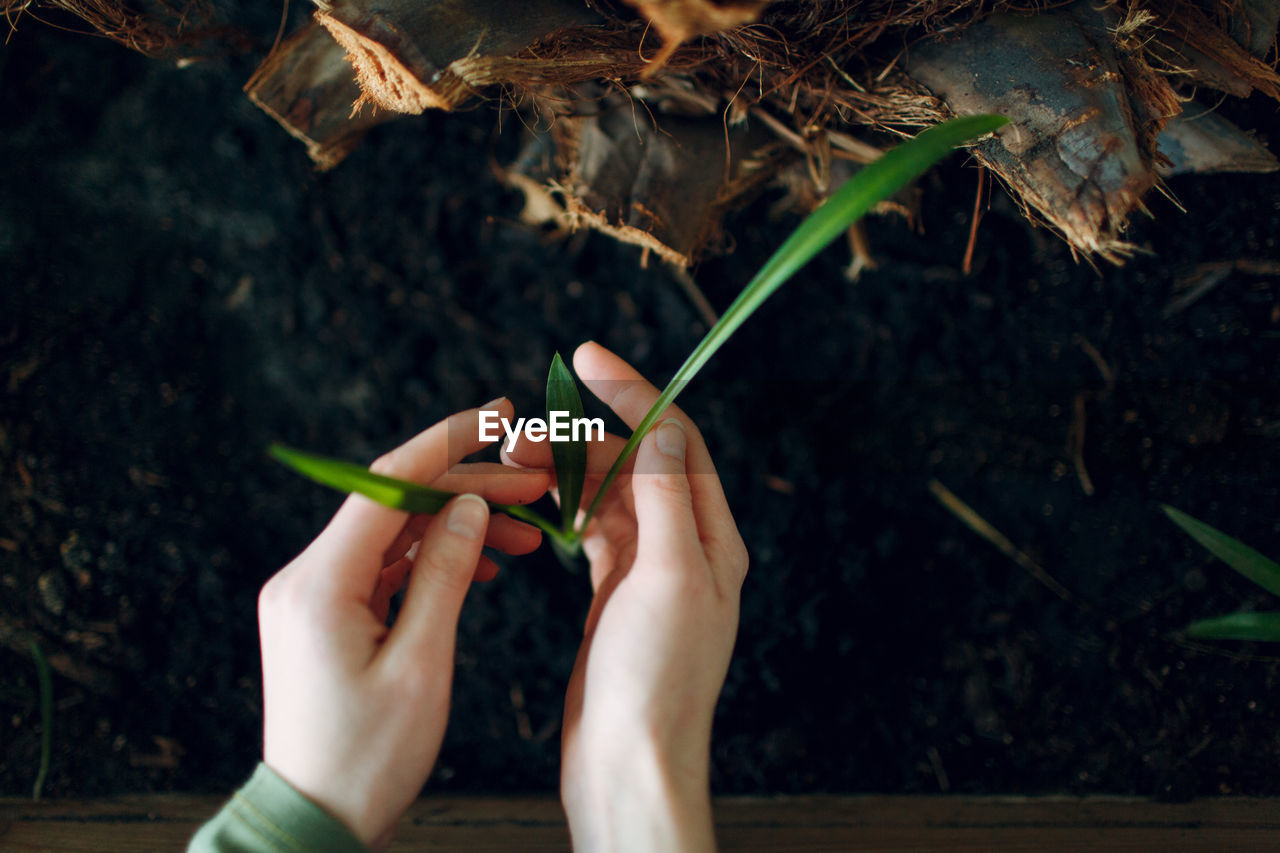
[371,557,413,623]
[576,470,634,521]
[573,342,743,560]
[370,550,499,630]
[579,530,617,594]
[629,419,704,572]
[474,553,501,583]
[431,463,550,505]
[502,431,635,477]
[382,509,541,565]
[383,494,490,663]
[571,344,705,462]
[485,513,543,555]
[309,398,513,592]
[405,543,501,584]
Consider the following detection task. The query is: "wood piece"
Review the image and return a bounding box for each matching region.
[1151,1,1280,100]
[312,0,601,114]
[1229,0,1280,57]
[553,108,786,266]
[2,794,1279,851]
[1156,103,1279,176]
[906,2,1182,261]
[245,22,397,170]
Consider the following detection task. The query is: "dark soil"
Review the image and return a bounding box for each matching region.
[2,17,1279,801]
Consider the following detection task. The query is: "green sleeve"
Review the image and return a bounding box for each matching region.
[188,763,368,853]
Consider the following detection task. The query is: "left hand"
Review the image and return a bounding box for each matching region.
[258,398,548,849]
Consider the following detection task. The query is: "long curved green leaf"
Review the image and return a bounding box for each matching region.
[268,444,565,541]
[1187,611,1280,642]
[577,114,1009,536]
[546,352,587,537]
[1162,504,1280,597]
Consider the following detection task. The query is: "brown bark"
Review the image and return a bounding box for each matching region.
[508,107,788,266]
[906,1,1182,261]
[1150,1,1280,100]
[312,0,602,114]
[1156,103,1280,176]
[1228,0,1280,58]
[245,22,397,170]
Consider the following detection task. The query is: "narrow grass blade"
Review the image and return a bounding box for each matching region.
[577,114,1009,536]
[1161,504,1280,597]
[546,353,587,537]
[29,639,52,800]
[269,444,566,541]
[270,444,456,513]
[1187,611,1280,642]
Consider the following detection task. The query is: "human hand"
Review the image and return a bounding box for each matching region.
[504,343,749,852]
[259,399,549,850]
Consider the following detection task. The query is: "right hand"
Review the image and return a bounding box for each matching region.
[504,342,749,852]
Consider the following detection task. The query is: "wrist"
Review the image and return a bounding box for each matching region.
[562,732,715,853]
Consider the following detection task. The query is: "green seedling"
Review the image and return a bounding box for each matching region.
[271,114,1008,551]
[1162,504,1280,642]
[29,638,52,800]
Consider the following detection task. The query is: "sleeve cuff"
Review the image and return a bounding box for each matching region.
[189,763,369,853]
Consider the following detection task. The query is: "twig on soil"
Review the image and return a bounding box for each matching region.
[1074,335,1115,394]
[1161,259,1280,318]
[1069,392,1095,496]
[927,478,1088,610]
[844,221,875,280]
[1172,637,1280,663]
[669,266,720,327]
[1162,263,1233,318]
[961,164,985,276]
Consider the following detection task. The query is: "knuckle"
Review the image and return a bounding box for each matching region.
[257,573,287,617]
[414,548,472,595]
[644,471,691,504]
[258,568,325,627]
[368,449,400,476]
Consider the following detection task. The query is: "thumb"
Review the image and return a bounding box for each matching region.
[386,494,490,659]
[631,419,702,569]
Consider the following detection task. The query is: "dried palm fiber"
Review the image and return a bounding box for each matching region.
[11,0,1279,261]
[0,0,250,55]
[245,21,398,170]
[905,2,1186,262]
[292,0,1278,260]
[504,96,790,266]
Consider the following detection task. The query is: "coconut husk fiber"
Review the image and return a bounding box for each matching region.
[9,0,1279,260]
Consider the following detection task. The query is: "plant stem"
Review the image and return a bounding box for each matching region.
[29,639,52,800]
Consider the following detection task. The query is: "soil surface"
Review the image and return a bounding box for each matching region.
[2,17,1279,800]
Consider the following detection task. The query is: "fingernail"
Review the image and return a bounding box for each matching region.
[656,419,686,461]
[482,396,507,410]
[446,494,489,540]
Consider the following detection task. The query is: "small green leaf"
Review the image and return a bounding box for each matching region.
[546,353,588,537]
[268,444,568,542]
[577,114,1009,536]
[1187,611,1280,642]
[1161,504,1280,597]
[269,444,456,514]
